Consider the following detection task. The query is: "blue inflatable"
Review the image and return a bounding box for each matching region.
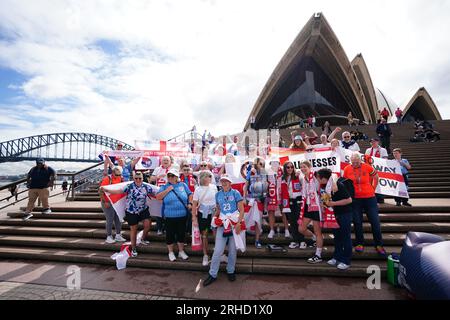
[399,232,450,300]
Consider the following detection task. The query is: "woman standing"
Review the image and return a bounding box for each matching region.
[299,161,324,264]
[203,175,245,287]
[316,169,353,270]
[156,169,193,262]
[281,161,307,249]
[266,159,290,239]
[192,170,217,266]
[100,171,155,257]
[98,166,126,244]
[244,157,268,249]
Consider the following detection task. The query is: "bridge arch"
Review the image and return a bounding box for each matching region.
[0,132,134,163]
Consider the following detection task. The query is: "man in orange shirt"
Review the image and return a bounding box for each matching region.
[343,153,386,256]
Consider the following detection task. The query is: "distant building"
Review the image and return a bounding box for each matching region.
[244,13,442,130]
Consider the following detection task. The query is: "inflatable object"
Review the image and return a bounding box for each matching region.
[399,232,450,300]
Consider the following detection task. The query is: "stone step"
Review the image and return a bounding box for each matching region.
[0,245,387,278]
[3,219,450,233]
[408,186,450,192]
[0,235,398,261]
[0,226,448,246]
[409,191,450,198]
[8,211,450,222]
[21,205,450,213]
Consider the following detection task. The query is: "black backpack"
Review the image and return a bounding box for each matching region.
[337,177,355,198]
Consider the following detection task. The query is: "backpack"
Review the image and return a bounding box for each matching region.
[337,177,355,198]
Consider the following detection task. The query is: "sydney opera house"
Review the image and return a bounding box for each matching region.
[244,13,442,130]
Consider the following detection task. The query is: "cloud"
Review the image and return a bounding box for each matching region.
[0,0,449,155]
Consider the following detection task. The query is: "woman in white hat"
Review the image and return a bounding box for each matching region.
[156,168,193,262]
[203,174,245,287]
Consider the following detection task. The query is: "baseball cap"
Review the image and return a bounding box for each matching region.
[370,137,380,142]
[36,158,45,164]
[294,135,303,141]
[219,174,233,183]
[167,168,180,178]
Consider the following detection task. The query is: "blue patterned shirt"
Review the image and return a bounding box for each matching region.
[123,182,156,214]
[158,182,193,218]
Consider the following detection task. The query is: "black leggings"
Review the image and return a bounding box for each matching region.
[287,197,305,243]
[165,217,187,245]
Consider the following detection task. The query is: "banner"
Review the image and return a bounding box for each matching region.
[278,150,341,174]
[103,182,161,221]
[341,149,409,198]
[103,150,145,158]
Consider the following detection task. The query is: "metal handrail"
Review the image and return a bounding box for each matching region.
[0,161,105,210]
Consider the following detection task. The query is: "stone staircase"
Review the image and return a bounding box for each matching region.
[0,120,449,278]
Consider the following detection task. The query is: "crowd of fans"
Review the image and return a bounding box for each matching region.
[20,113,428,287]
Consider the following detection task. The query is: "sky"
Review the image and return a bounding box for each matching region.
[0,0,449,174]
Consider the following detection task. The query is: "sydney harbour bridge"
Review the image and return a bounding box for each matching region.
[0,133,134,164]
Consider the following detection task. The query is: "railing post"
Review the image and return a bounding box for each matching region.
[71,175,75,200]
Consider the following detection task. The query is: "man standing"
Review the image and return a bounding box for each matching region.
[395,108,403,124]
[344,153,386,256]
[365,138,388,204]
[376,119,392,154]
[23,158,56,221]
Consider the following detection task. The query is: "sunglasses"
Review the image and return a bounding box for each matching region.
[167,174,176,178]
[200,165,207,167]
[344,136,351,139]
[286,166,294,169]
[134,177,142,180]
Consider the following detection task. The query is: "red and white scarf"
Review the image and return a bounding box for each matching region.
[369,147,381,158]
[267,167,283,206]
[280,176,302,213]
[298,172,340,229]
[180,174,196,193]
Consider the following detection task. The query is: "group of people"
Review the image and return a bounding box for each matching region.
[411,120,441,143]
[92,124,416,287]
[19,118,416,287]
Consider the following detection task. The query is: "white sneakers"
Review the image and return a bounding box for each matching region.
[168,251,189,261]
[337,263,350,270]
[289,242,307,249]
[327,258,350,270]
[268,229,291,239]
[42,208,52,214]
[327,258,338,266]
[202,255,209,266]
[285,230,291,238]
[22,212,33,221]
[178,251,189,260]
[168,252,177,262]
[105,234,126,243]
[289,242,299,249]
[105,236,116,244]
[115,234,126,242]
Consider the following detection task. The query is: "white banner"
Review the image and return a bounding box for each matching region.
[280,150,341,174]
[341,149,409,198]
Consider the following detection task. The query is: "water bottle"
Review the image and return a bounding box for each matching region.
[277,226,281,238]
